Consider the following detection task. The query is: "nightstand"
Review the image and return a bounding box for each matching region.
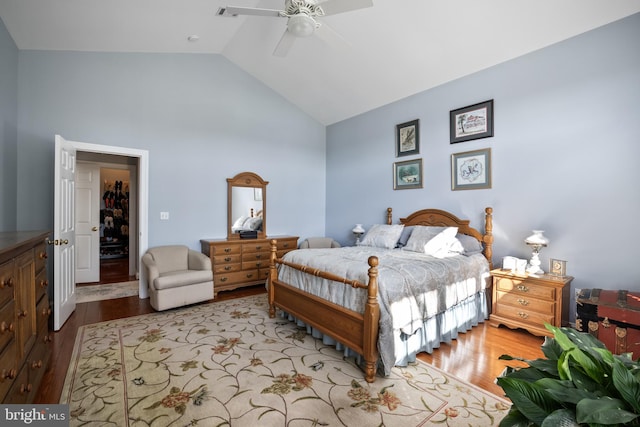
[490,268,573,336]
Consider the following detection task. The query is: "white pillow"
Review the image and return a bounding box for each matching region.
[404,226,459,257]
[232,215,248,230]
[358,224,405,249]
[243,217,263,231]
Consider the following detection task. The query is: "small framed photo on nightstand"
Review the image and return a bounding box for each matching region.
[549,259,567,277]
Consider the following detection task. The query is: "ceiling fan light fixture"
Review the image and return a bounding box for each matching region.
[287,13,317,37]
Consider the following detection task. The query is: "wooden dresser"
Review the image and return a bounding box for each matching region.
[0,231,51,403]
[490,268,573,336]
[201,236,298,296]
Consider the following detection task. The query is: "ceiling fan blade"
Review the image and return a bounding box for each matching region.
[273,30,297,57]
[317,0,373,16]
[222,6,282,17]
[314,22,349,50]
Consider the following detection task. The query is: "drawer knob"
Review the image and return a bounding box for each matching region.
[518,312,529,319]
[40,280,49,288]
[246,273,254,278]
[516,285,529,292]
[224,266,231,271]
[39,251,48,259]
[224,257,231,262]
[224,248,231,253]
[517,298,529,306]
[283,243,290,248]
[0,278,14,288]
[31,360,43,369]
[1,368,17,381]
[256,246,262,250]
[0,321,14,333]
[220,277,228,282]
[19,383,33,394]
[18,310,28,318]
[43,334,52,343]
[42,307,52,317]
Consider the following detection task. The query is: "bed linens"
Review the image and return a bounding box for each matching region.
[277,246,490,375]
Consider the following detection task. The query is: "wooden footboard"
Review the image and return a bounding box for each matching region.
[268,243,380,382]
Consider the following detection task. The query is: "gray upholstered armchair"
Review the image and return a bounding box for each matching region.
[299,237,341,249]
[142,245,214,311]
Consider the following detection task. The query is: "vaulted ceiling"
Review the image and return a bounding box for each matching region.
[1,0,639,125]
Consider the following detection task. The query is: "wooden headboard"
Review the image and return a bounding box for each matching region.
[386,207,494,268]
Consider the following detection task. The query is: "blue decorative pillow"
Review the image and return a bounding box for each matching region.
[396,226,415,248]
[455,233,484,256]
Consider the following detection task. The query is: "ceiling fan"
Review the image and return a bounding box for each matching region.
[217,0,373,57]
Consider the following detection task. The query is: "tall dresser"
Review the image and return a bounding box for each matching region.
[0,231,51,403]
[201,236,298,296]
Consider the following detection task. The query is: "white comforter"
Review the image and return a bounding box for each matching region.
[277,246,490,374]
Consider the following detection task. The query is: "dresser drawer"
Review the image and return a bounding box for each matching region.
[34,243,47,275]
[0,260,14,309]
[242,259,269,270]
[0,300,16,352]
[496,291,554,315]
[211,244,242,256]
[213,254,241,265]
[4,361,30,404]
[276,239,297,251]
[36,297,51,335]
[495,277,555,301]
[0,339,18,402]
[241,251,269,262]
[243,242,270,253]
[35,269,48,305]
[215,269,260,286]
[494,303,555,327]
[213,263,241,274]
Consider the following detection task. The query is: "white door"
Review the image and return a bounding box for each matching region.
[54,135,77,330]
[75,163,101,283]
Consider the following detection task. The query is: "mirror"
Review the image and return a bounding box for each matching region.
[227,172,268,240]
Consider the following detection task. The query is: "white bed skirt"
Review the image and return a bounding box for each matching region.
[279,290,489,376]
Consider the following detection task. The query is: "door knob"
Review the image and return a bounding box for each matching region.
[92,226,98,231]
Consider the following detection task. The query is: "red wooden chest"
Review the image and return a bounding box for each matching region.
[576,288,640,360]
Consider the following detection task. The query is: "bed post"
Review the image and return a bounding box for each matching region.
[363,256,380,383]
[386,207,393,225]
[484,207,494,269]
[268,239,278,318]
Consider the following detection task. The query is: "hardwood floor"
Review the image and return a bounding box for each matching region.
[35,286,544,403]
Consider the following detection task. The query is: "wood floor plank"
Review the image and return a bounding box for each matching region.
[35,285,544,403]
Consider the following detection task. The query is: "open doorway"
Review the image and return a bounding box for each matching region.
[74,150,144,291]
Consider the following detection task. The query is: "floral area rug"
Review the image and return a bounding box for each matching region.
[76,280,139,303]
[60,294,510,426]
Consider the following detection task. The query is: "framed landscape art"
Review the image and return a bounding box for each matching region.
[394,158,423,190]
[450,100,493,144]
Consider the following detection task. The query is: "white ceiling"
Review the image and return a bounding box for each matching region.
[1,0,639,125]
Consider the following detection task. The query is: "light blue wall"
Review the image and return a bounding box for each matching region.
[0,17,18,231]
[16,51,326,248]
[327,13,640,313]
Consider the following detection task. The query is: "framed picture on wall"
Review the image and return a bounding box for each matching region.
[394,158,423,190]
[451,148,491,190]
[396,119,420,157]
[450,100,494,143]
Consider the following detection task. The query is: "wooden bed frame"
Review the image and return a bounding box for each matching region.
[268,207,493,382]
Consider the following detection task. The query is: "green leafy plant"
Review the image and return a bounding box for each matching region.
[497,323,640,427]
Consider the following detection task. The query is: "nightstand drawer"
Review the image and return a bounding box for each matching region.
[495,277,555,301]
[496,291,555,315]
[494,303,555,326]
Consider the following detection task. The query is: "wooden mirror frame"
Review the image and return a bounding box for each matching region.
[227,172,268,240]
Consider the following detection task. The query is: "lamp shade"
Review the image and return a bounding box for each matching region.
[352,224,365,234]
[525,230,549,246]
